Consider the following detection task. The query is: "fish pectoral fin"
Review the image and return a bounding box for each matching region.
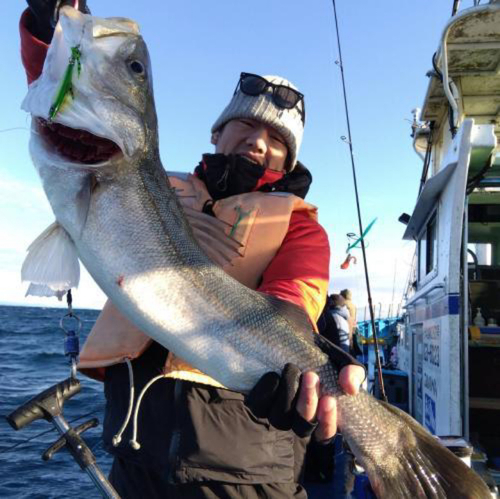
[22,221,80,298]
[24,283,67,301]
[74,174,94,238]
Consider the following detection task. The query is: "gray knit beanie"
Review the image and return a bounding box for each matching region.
[211,74,304,171]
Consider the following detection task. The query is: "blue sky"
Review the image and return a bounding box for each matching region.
[0,0,461,312]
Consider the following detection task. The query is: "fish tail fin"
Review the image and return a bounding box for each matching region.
[367,400,492,499]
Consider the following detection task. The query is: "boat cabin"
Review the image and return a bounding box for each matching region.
[397,0,500,476]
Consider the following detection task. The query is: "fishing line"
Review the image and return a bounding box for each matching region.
[0,408,104,455]
[0,127,31,134]
[390,258,397,312]
[330,0,387,401]
[0,113,36,135]
[0,127,43,138]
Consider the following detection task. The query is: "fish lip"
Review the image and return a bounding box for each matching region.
[34,117,123,167]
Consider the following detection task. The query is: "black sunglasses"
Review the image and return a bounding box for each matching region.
[234,72,305,125]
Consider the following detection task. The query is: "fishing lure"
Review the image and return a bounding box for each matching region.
[48,45,82,120]
[340,218,377,270]
[346,217,377,253]
[340,254,357,269]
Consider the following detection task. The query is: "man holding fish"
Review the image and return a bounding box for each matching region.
[20,0,366,497]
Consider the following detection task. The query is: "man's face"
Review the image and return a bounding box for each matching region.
[213,119,288,172]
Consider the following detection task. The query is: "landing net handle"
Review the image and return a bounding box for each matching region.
[6,378,120,499]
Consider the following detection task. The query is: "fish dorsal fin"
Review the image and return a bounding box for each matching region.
[313,333,359,372]
[257,293,314,337]
[21,221,80,299]
[183,206,242,267]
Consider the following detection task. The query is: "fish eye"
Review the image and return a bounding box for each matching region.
[129,60,144,74]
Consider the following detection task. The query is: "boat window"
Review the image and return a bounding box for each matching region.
[467,243,492,266]
[426,214,437,274]
[418,234,427,281]
[418,212,437,281]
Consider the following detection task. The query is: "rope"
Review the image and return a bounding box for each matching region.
[129,374,167,450]
[330,0,387,402]
[112,359,135,446]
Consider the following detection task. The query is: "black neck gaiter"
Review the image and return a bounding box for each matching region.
[194,154,312,201]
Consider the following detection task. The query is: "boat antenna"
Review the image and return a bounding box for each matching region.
[452,1,461,16]
[417,122,435,196]
[330,0,387,402]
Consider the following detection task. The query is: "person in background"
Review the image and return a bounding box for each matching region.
[330,294,351,354]
[20,1,366,497]
[340,289,357,343]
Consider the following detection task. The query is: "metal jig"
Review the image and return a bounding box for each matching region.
[48,45,82,120]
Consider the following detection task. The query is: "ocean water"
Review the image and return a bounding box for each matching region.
[0,305,112,499]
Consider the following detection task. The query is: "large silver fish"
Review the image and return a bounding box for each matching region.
[21,7,490,498]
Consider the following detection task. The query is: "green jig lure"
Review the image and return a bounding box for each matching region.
[48,46,82,120]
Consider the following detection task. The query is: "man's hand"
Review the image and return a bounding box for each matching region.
[246,363,302,431]
[296,364,365,442]
[247,362,365,441]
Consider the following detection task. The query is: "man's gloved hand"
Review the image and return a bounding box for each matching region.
[27,0,90,44]
[297,365,366,442]
[246,363,317,438]
[247,361,366,442]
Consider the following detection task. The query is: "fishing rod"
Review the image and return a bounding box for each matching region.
[330,0,387,402]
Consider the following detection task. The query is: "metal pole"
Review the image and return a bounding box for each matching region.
[51,416,120,498]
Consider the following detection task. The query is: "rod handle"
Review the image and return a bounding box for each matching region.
[6,378,81,430]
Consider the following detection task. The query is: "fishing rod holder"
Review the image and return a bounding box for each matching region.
[6,378,120,499]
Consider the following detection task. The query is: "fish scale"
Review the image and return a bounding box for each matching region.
[21,6,492,498]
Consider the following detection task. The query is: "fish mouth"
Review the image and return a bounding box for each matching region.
[36,118,122,165]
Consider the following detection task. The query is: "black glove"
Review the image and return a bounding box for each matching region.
[26,0,90,44]
[246,363,317,437]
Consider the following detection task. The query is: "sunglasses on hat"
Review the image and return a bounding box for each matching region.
[234,72,305,125]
